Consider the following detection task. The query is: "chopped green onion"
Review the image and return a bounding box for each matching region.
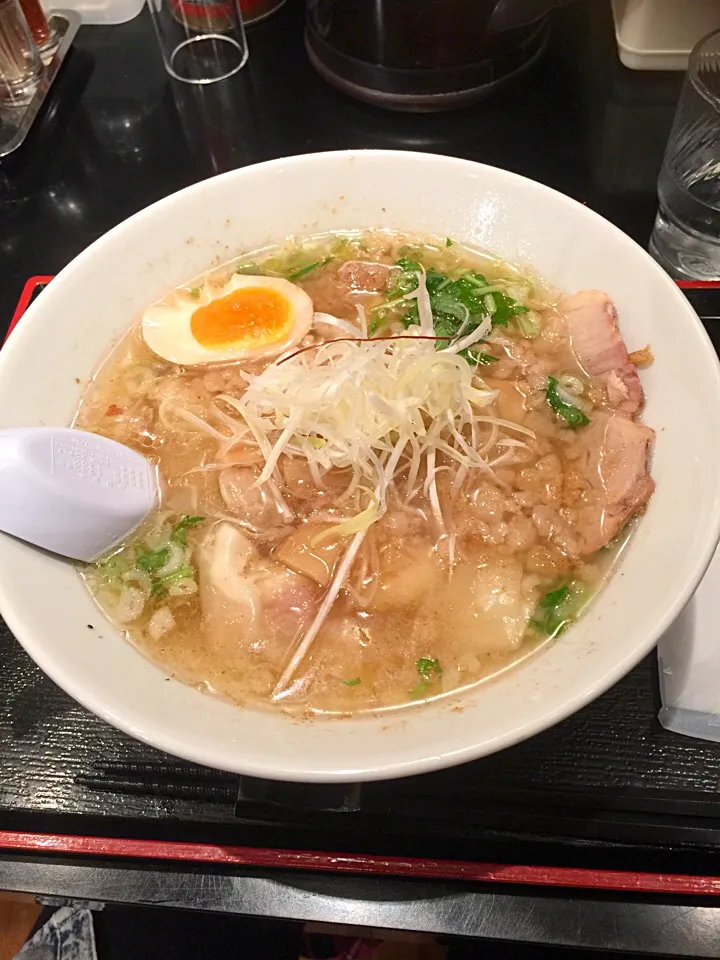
[546,376,590,429]
[93,516,203,603]
[96,553,132,584]
[463,350,499,366]
[341,677,361,687]
[542,585,570,608]
[367,315,385,336]
[416,657,442,680]
[531,581,586,639]
[515,310,539,338]
[287,256,332,282]
[409,657,442,697]
[152,565,196,596]
[235,261,260,275]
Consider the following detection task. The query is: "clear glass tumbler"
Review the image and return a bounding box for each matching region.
[650,29,720,280]
[0,0,42,107]
[148,0,249,84]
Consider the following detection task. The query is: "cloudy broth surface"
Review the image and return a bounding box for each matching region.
[76,230,648,716]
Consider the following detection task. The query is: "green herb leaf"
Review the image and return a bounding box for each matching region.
[487,293,528,328]
[531,581,586,639]
[341,677,361,687]
[134,545,169,572]
[151,565,196,596]
[387,258,422,301]
[382,259,526,362]
[409,681,428,699]
[432,291,471,322]
[546,376,590,429]
[416,657,442,680]
[286,256,332,282]
[170,515,204,546]
[462,349,499,366]
[445,237,454,247]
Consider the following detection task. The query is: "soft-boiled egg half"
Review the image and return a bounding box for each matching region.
[141,274,314,366]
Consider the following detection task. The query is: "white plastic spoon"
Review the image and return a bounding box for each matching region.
[0,427,158,562]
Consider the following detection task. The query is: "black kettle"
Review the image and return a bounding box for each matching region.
[305,0,566,112]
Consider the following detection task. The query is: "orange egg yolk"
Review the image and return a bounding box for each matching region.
[190,287,294,350]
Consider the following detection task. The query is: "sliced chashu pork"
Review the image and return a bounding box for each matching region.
[560,290,644,416]
[575,412,655,555]
[337,260,392,294]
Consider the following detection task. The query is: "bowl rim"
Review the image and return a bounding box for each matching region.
[2,148,720,782]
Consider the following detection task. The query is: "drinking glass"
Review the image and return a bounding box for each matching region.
[650,29,720,280]
[147,0,248,84]
[0,0,42,107]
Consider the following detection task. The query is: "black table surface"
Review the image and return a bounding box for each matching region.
[4,0,720,952]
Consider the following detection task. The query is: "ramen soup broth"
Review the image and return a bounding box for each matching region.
[75,231,654,715]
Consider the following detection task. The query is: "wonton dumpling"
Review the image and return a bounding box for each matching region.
[198,523,260,655]
[444,554,534,654]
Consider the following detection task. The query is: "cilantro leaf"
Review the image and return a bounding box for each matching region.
[170,516,204,546]
[387,258,422,300]
[385,259,527,359]
[490,294,528,328]
[134,545,169,572]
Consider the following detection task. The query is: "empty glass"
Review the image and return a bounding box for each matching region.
[650,28,720,280]
[0,0,42,107]
[147,0,248,84]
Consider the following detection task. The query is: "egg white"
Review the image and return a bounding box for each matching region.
[141,274,314,366]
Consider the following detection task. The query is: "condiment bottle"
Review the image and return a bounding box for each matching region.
[17,0,58,62]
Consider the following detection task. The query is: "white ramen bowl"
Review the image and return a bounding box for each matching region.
[1,150,719,782]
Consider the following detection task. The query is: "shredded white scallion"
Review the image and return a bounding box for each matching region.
[181,273,536,546]
[166,270,540,696]
[236,333,500,525]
